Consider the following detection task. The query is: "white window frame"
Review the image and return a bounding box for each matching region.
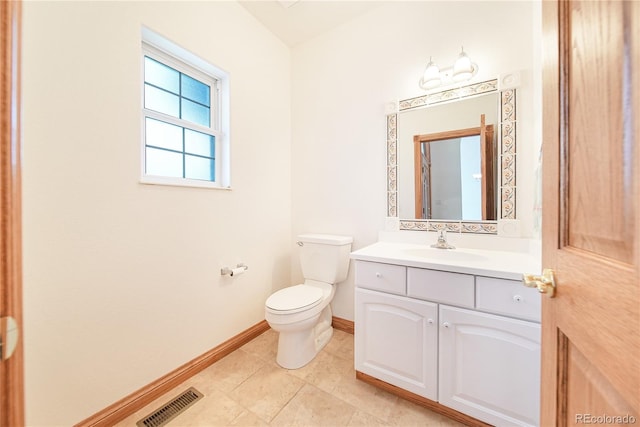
[140,27,230,189]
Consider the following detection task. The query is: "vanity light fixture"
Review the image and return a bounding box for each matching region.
[419,47,478,90]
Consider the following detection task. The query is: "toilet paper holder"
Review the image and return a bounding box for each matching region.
[221,263,249,276]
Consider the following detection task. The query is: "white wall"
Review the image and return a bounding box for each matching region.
[22,2,291,425]
[291,1,541,320]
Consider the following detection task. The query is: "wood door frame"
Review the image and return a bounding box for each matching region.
[541,2,561,423]
[1,1,25,425]
[413,134,432,219]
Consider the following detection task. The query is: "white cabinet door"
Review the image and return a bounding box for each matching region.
[355,288,438,400]
[439,305,541,427]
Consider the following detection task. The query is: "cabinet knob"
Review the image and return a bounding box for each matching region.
[375,272,381,278]
[427,318,434,325]
[442,322,451,329]
[513,295,523,302]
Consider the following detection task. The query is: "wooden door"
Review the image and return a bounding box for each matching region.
[480,117,495,221]
[541,1,639,425]
[1,1,25,425]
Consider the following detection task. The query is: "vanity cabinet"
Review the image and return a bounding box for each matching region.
[354,260,540,427]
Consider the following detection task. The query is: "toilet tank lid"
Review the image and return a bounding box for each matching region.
[298,234,353,245]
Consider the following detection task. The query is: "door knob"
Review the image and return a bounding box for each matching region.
[522,268,556,298]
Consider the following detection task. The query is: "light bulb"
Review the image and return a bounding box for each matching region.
[421,58,441,89]
[453,48,474,82]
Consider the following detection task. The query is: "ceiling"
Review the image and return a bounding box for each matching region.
[238,0,383,47]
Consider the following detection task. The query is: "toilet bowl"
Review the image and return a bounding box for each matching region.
[265,234,352,369]
[265,280,335,369]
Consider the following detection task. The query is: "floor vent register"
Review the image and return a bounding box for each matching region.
[136,387,204,427]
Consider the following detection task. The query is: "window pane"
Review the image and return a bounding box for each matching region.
[145,118,183,152]
[182,74,210,106]
[145,84,180,117]
[144,57,179,94]
[181,99,210,127]
[185,129,214,157]
[146,147,183,178]
[185,155,214,181]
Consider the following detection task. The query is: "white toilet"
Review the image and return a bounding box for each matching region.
[265,233,352,369]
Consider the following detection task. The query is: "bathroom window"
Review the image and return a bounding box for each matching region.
[141,28,230,189]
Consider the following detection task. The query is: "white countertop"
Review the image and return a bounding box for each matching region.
[350,241,541,281]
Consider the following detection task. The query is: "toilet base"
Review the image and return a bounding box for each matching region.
[273,306,334,369]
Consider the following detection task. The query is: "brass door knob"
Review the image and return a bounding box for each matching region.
[522,268,556,298]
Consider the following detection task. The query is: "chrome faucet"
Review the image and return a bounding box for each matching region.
[431,230,455,249]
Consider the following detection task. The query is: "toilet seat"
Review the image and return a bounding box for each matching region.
[265,284,323,314]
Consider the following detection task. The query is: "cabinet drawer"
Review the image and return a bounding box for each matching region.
[355,261,406,295]
[476,276,541,322]
[407,268,474,308]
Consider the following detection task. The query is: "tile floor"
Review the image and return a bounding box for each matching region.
[115,328,463,427]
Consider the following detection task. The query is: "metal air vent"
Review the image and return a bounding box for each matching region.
[136,387,203,427]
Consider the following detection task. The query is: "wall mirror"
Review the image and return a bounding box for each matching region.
[409,108,496,221]
[386,79,517,234]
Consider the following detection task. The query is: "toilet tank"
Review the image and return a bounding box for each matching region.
[298,234,353,284]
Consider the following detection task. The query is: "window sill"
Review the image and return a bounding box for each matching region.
[140,175,231,190]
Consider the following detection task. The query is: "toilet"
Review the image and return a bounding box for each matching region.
[265,233,352,369]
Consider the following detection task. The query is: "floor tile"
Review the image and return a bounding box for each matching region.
[111,326,464,427]
[286,348,353,394]
[228,409,270,426]
[195,348,267,394]
[387,398,465,426]
[346,410,390,426]
[240,329,279,362]
[331,369,399,421]
[166,388,246,427]
[228,363,305,423]
[270,383,356,426]
[323,329,354,361]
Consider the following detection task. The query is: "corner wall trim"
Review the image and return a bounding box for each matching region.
[75,320,270,427]
[332,316,354,334]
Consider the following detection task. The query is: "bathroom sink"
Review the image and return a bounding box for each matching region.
[351,241,541,280]
[402,248,487,263]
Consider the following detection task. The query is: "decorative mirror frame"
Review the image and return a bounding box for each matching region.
[387,78,516,234]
